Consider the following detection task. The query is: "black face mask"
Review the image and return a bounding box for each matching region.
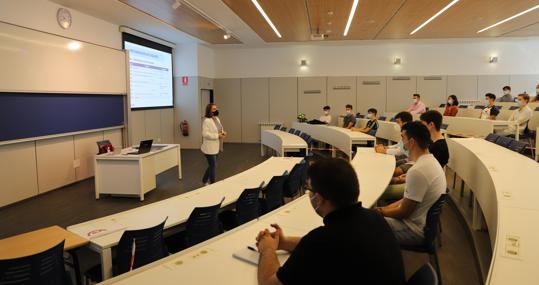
[212,110,219,116]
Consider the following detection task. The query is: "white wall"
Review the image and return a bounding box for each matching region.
[214,38,539,78]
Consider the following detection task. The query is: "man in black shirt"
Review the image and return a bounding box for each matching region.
[255,158,405,285]
[352,108,379,136]
[420,110,449,168]
[342,104,356,129]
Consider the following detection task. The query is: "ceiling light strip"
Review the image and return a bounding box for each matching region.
[477,4,539,33]
[251,0,282,38]
[410,0,460,35]
[343,0,359,36]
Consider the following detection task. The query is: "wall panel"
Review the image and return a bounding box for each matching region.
[298,77,327,120]
[0,142,38,207]
[74,132,103,180]
[214,78,242,142]
[478,75,510,99]
[447,76,478,101]
[327,77,356,125]
[36,136,76,193]
[241,78,269,142]
[357,76,387,115]
[269,77,298,128]
[386,76,417,112]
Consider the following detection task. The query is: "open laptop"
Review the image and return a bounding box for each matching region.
[126,139,153,155]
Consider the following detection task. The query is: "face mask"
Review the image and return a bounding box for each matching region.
[517,100,523,107]
[399,140,410,157]
[447,99,453,105]
[212,110,219,116]
[346,110,351,115]
[366,113,372,119]
[413,98,418,104]
[309,192,321,215]
[504,90,510,95]
[485,99,490,106]
[324,111,329,115]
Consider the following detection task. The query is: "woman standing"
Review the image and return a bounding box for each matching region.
[443,94,459,116]
[201,103,226,185]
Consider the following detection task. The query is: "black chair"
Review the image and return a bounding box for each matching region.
[283,162,307,198]
[185,201,224,247]
[438,104,445,108]
[474,105,484,109]
[509,106,519,110]
[0,240,69,285]
[220,187,261,230]
[273,125,281,130]
[259,174,288,214]
[85,219,168,283]
[485,133,499,143]
[440,123,448,131]
[379,116,387,121]
[495,105,503,110]
[288,128,296,134]
[407,263,439,285]
[508,140,528,154]
[357,114,365,119]
[401,194,447,284]
[495,135,512,148]
[458,105,467,108]
[280,126,287,132]
[355,112,361,118]
[294,130,301,136]
[390,117,396,122]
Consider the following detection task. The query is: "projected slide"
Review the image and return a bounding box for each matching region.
[125,41,173,109]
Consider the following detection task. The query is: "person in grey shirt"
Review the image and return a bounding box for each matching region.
[342,104,355,129]
[498,86,514,102]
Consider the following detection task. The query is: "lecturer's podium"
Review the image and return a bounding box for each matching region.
[94,144,182,201]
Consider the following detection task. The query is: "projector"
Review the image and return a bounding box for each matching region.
[310,33,326,41]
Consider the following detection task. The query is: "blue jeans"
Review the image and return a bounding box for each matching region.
[202,154,218,183]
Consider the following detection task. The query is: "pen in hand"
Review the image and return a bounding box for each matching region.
[247,246,258,252]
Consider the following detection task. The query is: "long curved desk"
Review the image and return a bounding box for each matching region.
[291,122,376,159]
[260,130,308,157]
[67,157,302,280]
[447,138,539,285]
[99,149,396,284]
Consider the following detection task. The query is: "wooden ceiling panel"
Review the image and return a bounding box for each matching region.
[119,0,241,44]
[504,21,539,37]
[347,0,406,40]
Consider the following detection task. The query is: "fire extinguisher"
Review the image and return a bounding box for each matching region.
[180,120,189,136]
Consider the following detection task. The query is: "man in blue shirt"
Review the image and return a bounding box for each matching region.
[352,108,379,136]
[342,104,355,129]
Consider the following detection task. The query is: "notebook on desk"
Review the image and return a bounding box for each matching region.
[232,246,290,266]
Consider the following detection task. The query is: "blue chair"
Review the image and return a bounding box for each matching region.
[509,106,519,110]
[357,114,365,118]
[496,105,503,110]
[474,105,484,109]
[440,123,448,131]
[288,128,296,134]
[407,263,439,285]
[390,117,396,122]
[259,174,288,214]
[85,219,168,282]
[220,187,261,230]
[355,112,361,118]
[294,130,301,136]
[401,194,447,284]
[185,201,224,247]
[273,125,281,130]
[379,116,387,121]
[284,162,307,198]
[508,140,528,154]
[438,104,445,108]
[280,127,287,132]
[495,136,512,148]
[485,133,499,143]
[0,240,69,285]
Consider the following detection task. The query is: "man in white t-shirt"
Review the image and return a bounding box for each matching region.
[377,121,446,245]
[496,93,533,136]
[319,105,332,124]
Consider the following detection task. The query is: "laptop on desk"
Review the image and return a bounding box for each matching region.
[126,139,153,155]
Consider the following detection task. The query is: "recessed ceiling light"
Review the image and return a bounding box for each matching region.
[223,34,231,40]
[477,4,539,33]
[251,0,282,38]
[327,22,332,25]
[343,0,359,36]
[328,11,334,16]
[410,0,460,35]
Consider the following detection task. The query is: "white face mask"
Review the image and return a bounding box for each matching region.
[447,99,453,105]
[366,113,372,119]
[324,111,329,115]
[504,90,510,95]
[517,100,523,107]
[309,192,321,215]
[399,140,409,157]
[346,110,352,114]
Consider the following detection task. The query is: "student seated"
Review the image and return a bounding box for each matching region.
[498,85,514,102]
[377,122,447,245]
[375,111,413,156]
[255,158,405,285]
[319,105,332,124]
[406,93,426,115]
[496,93,532,137]
[443,95,459,116]
[532,83,539,103]
[351,108,379,135]
[480,93,500,120]
[342,104,355,129]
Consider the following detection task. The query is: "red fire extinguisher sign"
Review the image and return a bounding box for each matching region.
[182,76,188,86]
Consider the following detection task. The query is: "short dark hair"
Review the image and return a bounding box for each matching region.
[395,111,413,124]
[323,105,331,110]
[448,95,459,106]
[204,103,216,118]
[307,158,359,208]
[485,93,496,100]
[413,93,420,98]
[420,110,443,131]
[401,121,431,149]
[503,86,511,91]
[367,108,377,115]
[345,104,353,109]
[518,93,530,103]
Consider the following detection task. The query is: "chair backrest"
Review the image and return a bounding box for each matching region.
[273,124,281,130]
[355,112,361,118]
[423,194,447,250]
[280,127,287,131]
[535,106,539,111]
[474,105,484,109]
[262,175,287,212]
[185,201,224,246]
[440,123,448,130]
[484,133,499,143]
[407,263,439,285]
[495,135,512,148]
[495,105,502,110]
[357,114,365,119]
[0,240,67,285]
[294,130,301,136]
[379,116,387,121]
[283,163,307,198]
[116,218,168,274]
[288,128,296,134]
[458,105,467,108]
[509,106,519,110]
[438,104,445,108]
[236,187,261,225]
[508,140,528,154]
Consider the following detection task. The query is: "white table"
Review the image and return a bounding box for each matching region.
[94,144,182,201]
[442,117,518,139]
[292,122,376,159]
[357,119,401,144]
[98,149,395,285]
[446,138,539,285]
[260,130,308,157]
[69,157,302,280]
